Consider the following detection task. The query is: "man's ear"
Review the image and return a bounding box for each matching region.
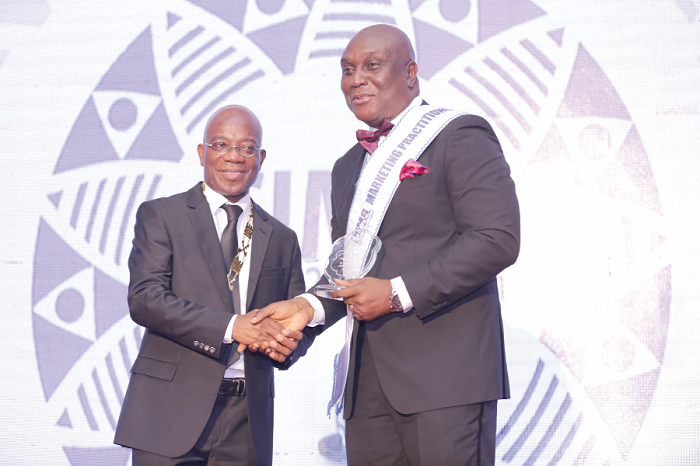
[197,143,205,166]
[406,60,418,88]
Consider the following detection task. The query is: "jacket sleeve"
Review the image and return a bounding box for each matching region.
[127,201,232,359]
[401,117,521,319]
[277,231,323,369]
[310,158,356,331]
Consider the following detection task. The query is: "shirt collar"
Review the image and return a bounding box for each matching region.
[368,95,423,131]
[201,182,252,219]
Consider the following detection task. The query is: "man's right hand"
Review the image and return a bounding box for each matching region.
[237,297,315,353]
[231,312,303,363]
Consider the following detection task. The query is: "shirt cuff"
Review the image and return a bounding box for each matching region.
[298,293,326,326]
[223,315,237,344]
[391,277,413,312]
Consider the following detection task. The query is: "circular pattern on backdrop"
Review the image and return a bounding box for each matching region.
[578,124,611,160]
[602,336,636,373]
[108,98,138,132]
[439,0,471,23]
[256,0,285,16]
[55,288,84,324]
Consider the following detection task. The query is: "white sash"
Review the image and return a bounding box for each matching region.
[328,105,465,416]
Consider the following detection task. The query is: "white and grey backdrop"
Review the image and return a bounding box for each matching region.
[1,0,699,464]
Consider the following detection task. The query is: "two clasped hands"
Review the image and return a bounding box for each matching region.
[230,277,394,362]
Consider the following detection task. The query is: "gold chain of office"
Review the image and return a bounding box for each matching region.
[202,182,254,291]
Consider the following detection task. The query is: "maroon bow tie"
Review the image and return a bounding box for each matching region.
[356,119,394,154]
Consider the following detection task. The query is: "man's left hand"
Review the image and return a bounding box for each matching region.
[331,277,394,321]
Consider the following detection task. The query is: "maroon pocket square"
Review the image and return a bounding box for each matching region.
[399,159,430,181]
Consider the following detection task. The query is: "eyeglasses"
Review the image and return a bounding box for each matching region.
[203,142,260,157]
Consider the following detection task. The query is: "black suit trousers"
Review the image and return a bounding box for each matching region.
[345,324,498,466]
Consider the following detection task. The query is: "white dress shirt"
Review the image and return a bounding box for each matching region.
[201,183,252,379]
[301,95,424,324]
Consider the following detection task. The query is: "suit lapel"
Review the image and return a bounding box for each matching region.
[185,184,234,312]
[336,144,366,236]
[246,202,271,308]
[340,104,428,235]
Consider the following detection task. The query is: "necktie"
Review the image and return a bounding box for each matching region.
[221,204,243,365]
[355,118,394,154]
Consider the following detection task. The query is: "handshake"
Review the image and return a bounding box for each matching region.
[231,297,314,363]
[231,277,394,362]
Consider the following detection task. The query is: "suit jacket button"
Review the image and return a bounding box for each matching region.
[204,345,210,351]
[199,343,204,349]
[210,347,216,353]
[194,340,199,347]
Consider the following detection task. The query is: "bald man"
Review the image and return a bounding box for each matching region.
[114,105,319,466]
[252,25,520,465]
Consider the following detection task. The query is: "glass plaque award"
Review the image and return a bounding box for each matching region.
[313,229,382,300]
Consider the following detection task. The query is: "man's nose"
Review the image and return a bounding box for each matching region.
[351,69,367,87]
[223,147,245,162]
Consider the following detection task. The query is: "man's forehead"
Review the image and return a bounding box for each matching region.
[209,108,243,124]
[207,132,257,138]
[207,110,256,129]
[204,115,261,140]
[205,126,260,140]
[341,48,384,62]
[343,31,407,59]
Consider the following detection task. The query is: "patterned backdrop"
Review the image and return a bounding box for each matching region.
[1,0,699,464]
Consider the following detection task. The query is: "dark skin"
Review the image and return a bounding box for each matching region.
[247,25,420,331]
[198,105,267,204]
[340,24,420,128]
[199,105,302,363]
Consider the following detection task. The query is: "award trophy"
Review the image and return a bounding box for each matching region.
[314,228,382,299]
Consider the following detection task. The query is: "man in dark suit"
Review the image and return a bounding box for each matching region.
[114,105,317,466]
[251,25,520,465]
